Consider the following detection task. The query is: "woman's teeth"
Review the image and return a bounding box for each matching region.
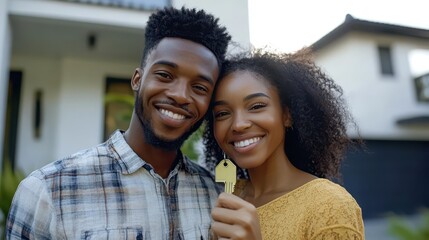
[234,137,261,148]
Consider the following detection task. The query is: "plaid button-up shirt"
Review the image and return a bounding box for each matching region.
[7,130,221,239]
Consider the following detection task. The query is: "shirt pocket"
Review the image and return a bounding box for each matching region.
[82,226,149,240]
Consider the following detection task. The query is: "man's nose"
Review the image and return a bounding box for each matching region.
[166,80,191,105]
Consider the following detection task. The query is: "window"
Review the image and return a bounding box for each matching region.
[104,77,134,140]
[414,74,429,102]
[408,49,429,103]
[378,46,394,76]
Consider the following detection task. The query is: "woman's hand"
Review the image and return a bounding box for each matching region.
[211,192,262,240]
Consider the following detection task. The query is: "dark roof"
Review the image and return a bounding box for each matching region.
[63,0,170,10]
[312,14,429,51]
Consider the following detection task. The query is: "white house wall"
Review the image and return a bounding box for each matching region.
[11,55,61,174]
[54,58,136,161]
[10,55,136,174]
[172,0,251,52]
[8,0,250,53]
[315,33,429,140]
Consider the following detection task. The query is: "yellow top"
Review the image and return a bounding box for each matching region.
[256,178,364,240]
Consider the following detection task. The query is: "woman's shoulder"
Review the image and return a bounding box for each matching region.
[302,179,359,204]
[302,179,365,239]
[256,178,364,239]
[304,179,362,219]
[256,178,361,214]
[285,178,363,220]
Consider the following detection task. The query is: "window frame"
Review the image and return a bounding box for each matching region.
[378,45,395,76]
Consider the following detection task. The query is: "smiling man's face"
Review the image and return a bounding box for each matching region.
[131,37,219,150]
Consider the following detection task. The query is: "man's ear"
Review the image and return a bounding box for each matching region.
[283,108,293,128]
[131,68,143,92]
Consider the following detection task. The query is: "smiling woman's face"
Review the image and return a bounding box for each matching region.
[213,70,290,169]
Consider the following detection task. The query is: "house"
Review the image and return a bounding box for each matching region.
[311,14,429,235]
[0,0,250,174]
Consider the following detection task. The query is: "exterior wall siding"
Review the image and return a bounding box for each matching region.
[315,32,429,140]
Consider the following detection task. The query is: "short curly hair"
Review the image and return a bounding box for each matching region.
[141,7,231,68]
[203,48,359,180]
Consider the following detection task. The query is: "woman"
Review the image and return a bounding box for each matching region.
[203,49,365,239]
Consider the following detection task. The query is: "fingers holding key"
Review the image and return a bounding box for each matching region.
[214,192,252,209]
[211,193,262,240]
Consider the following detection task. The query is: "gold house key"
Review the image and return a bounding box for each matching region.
[215,159,237,194]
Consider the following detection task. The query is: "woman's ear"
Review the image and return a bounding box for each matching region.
[131,68,143,92]
[283,108,293,128]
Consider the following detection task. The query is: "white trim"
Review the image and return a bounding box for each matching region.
[9,0,151,29]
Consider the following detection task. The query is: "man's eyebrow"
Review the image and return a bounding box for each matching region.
[153,60,214,85]
[153,60,177,68]
[214,92,270,107]
[199,75,214,86]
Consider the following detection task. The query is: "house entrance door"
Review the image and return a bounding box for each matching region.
[2,71,22,169]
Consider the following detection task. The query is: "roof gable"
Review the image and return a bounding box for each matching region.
[312,14,429,51]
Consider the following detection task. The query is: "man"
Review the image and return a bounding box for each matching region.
[6,7,231,239]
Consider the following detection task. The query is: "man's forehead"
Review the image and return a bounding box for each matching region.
[148,38,216,62]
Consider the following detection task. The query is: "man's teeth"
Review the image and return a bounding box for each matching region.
[160,109,185,120]
[234,137,261,148]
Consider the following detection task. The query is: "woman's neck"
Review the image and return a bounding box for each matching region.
[244,153,317,207]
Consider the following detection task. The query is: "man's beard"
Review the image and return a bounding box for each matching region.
[134,95,204,151]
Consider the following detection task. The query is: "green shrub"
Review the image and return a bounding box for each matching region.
[0,160,25,238]
[388,209,429,240]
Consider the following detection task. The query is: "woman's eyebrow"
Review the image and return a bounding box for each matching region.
[243,92,270,101]
[214,92,270,107]
[213,100,226,107]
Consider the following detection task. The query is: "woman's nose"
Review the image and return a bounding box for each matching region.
[231,112,251,132]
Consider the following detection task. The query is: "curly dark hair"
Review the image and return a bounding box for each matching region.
[141,7,231,68]
[203,48,359,180]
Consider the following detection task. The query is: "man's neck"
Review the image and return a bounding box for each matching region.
[123,129,178,179]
